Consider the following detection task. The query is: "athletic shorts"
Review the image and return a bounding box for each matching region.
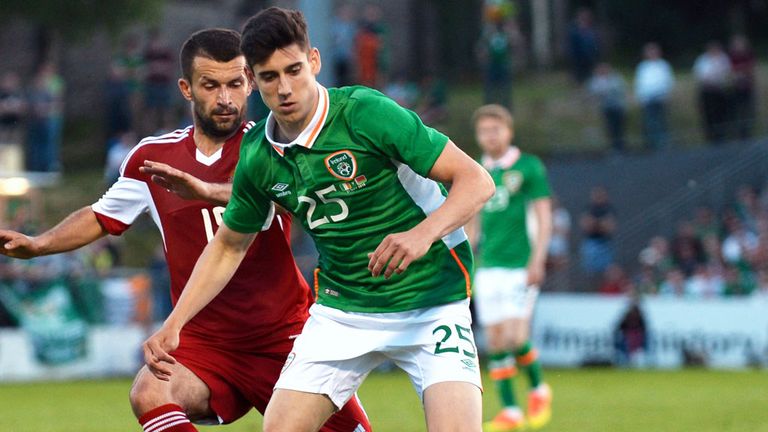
[275,300,483,409]
[174,338,370,431]
[473,268,539,326]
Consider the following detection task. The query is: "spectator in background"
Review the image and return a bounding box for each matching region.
[588,62,627,153]
[733,184,762,233]
[634,42,674,151]
[728,34,756,141]
[599,263,632,295]
[0,71,26,143]
[25,60,65,173]
[692,41,732,145]
[112,33,144,133]
[355,3,387,88]
[331,2,357,87]
[105,60,134,140]
[638,235,674,280]
[614,300,648,367]
[476,17,517,109]
[579,185,617,276]
[142,28,175,135]
[670,221,705,277]
[567,8,599,85]
[104,129,136,185]
[685,263,724,298]
[658,268,686,297]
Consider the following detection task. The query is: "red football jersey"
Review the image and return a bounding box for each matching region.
[92,123,311,352]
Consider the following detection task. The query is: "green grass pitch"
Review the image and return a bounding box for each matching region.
[2,368,768,431]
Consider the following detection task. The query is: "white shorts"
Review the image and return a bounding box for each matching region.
[275,299,483,409]
[473,268,539,326]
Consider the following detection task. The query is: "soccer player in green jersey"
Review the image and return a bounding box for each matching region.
[467,105,553,432]
[142,7,495,432]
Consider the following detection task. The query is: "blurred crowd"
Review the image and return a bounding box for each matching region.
[565,183,768,300]
[0,62,65,172]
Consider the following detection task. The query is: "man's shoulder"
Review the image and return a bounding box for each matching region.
[330,85,388,109]
[121,126,193,175]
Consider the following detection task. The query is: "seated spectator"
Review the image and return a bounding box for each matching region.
[685,263,724,298]
[580,185,617,276]
[670,221,704,276]
[658,268,686,297]
[599,263,632,295]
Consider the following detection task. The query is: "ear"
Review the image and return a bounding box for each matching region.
[309,47,322,76]
[178,78,192,101]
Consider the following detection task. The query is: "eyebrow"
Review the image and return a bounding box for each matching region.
[258,61,303,78]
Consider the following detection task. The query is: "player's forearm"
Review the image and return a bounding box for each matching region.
[529,199,553,268]
[419,166,494,244]
[163,226,254,331]
[202,183,232,207]
[34,207,107,256]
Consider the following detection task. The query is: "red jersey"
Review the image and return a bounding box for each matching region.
[92,123,311,352]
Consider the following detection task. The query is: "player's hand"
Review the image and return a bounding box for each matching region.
[368,229,432,279]
[527,260,546,286]
[140,160,209,201]
[0,230,40,259]
[142,325,179,381]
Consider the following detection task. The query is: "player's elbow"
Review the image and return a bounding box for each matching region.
[476,166,495,204]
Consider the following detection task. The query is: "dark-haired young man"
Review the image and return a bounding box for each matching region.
[0,28,370,432]
[144,8,494,432]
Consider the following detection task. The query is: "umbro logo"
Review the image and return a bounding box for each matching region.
[271,183,289,192]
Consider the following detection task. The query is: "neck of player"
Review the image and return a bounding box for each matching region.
[193,128,231,157]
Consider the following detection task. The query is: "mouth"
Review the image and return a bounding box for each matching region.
[278,102,296,112]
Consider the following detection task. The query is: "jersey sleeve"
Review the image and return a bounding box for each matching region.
[222,140,274,233]
[90,146,150,235]
[524,155,552,201]
[350,89,449,177]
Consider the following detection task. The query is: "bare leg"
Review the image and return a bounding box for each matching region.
[263,389,337,432]
[129,363,215,423]
[423,381,482,432]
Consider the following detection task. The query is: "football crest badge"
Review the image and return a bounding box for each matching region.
[324,150,357,180]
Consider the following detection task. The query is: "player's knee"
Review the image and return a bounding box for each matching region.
[128,372,171,417]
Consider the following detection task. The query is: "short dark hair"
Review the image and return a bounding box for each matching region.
[179,28,242,81]
[241,7,311,67]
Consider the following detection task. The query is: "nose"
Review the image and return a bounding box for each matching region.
[277,75,291,98]
[217,86,232,106]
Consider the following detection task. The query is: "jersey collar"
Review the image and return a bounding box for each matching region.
[264,83,330,156]
[482,146,521,170]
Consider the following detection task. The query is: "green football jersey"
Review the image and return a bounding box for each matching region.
[224,84,473,313]
[477,147,551,269]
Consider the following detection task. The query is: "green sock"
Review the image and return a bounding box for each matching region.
[489,351,518,408]
[515,341,543,388]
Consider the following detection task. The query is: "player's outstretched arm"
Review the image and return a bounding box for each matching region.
[0,207,107,259]
[142,223,256,380]
[368,140,494,278]
[140,160,232,206]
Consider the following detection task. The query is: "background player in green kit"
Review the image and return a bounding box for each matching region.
[142,7,495,432]
[467,105,553,432]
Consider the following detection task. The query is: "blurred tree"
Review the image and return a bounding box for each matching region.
[0,0,165,66]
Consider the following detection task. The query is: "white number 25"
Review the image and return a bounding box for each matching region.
[298,185,349,230]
